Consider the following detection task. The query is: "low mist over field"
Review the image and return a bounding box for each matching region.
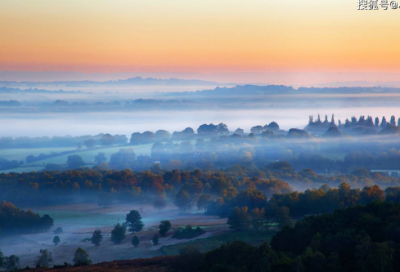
[1,77,400,271]
[2,82,400,137]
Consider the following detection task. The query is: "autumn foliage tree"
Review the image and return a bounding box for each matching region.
[174,189,192,211]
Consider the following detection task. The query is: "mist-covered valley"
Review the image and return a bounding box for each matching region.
[2,81,400,271]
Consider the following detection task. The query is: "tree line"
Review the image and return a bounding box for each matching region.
[3,161,400,208]
[171,201,400,272]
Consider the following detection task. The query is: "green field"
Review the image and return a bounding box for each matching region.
[160,230,276,256]
[0,146,74,161]
[0,144,153,173]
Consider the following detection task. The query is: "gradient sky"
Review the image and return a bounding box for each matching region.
[1,0,399,75]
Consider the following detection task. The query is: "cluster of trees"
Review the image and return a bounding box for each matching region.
[0,246,91,270]
[7,118,400,175]
[305,114,338,132]
[146,130,400,174]
[108,210,144,245]
[340,115,400,129]
[0,163,294,207]
[249,122,280,134]
[171,225,205,239]
[4,160,400,209]
[207,181,400,226]
[6,246,94,269]
[0,201,53,235]
[0,100,21,107]
[10,119,400,174]
[171,202,400,272]
[306,114,400,136]
[35,137,400,178]
[129,123,231,145]
[0,158,21,170]
[37,247,92,268]
[90,213,172,248]
[0,250,20,271]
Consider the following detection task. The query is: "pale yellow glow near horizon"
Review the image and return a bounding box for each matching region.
[1,0,400,73]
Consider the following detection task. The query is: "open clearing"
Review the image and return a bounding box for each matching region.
[0,203,233,267]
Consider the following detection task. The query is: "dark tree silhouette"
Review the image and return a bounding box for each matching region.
[100,134,115,146]
[111,223,126,244]
[53,236,60,245]
[152,234,159,245]
[91,229,103,246]
[132,235,140,247]
[159,220,171,236]
[227,206,251,230]
[94,152,107,165]
[83,138,96,149]
[73,247,91,266]
[67,155,84,169]
[35,249,53,268]
[126,210,144,233]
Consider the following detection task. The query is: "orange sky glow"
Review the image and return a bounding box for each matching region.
[1,0,400,77]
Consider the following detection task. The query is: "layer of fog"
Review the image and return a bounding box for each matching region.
[2,107,400,137]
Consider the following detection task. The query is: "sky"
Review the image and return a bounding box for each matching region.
[1,0,400,83]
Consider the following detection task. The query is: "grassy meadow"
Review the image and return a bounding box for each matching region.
[0,143,154,173]
[160,230,275,255]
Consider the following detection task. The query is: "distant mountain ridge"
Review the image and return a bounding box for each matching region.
[165,84,400,96]
[0,87,87,94]
[0,76,234,87]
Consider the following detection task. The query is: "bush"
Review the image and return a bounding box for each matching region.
[35,249,53,268]
[132,235,140,247]
[53,236,60,245]
[111,223,126,244]
[153,234,159,245]
[91,229,103,246]
[4,255,20,271]
[73,247,91,266]
[53,227,63,234]
[172,225,205,239]
[159,220,172,236]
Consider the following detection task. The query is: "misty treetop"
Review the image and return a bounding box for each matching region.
[2,160,400,208]
[6,116,400,176]
[205,181,400,236]
[306,113,400,136]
